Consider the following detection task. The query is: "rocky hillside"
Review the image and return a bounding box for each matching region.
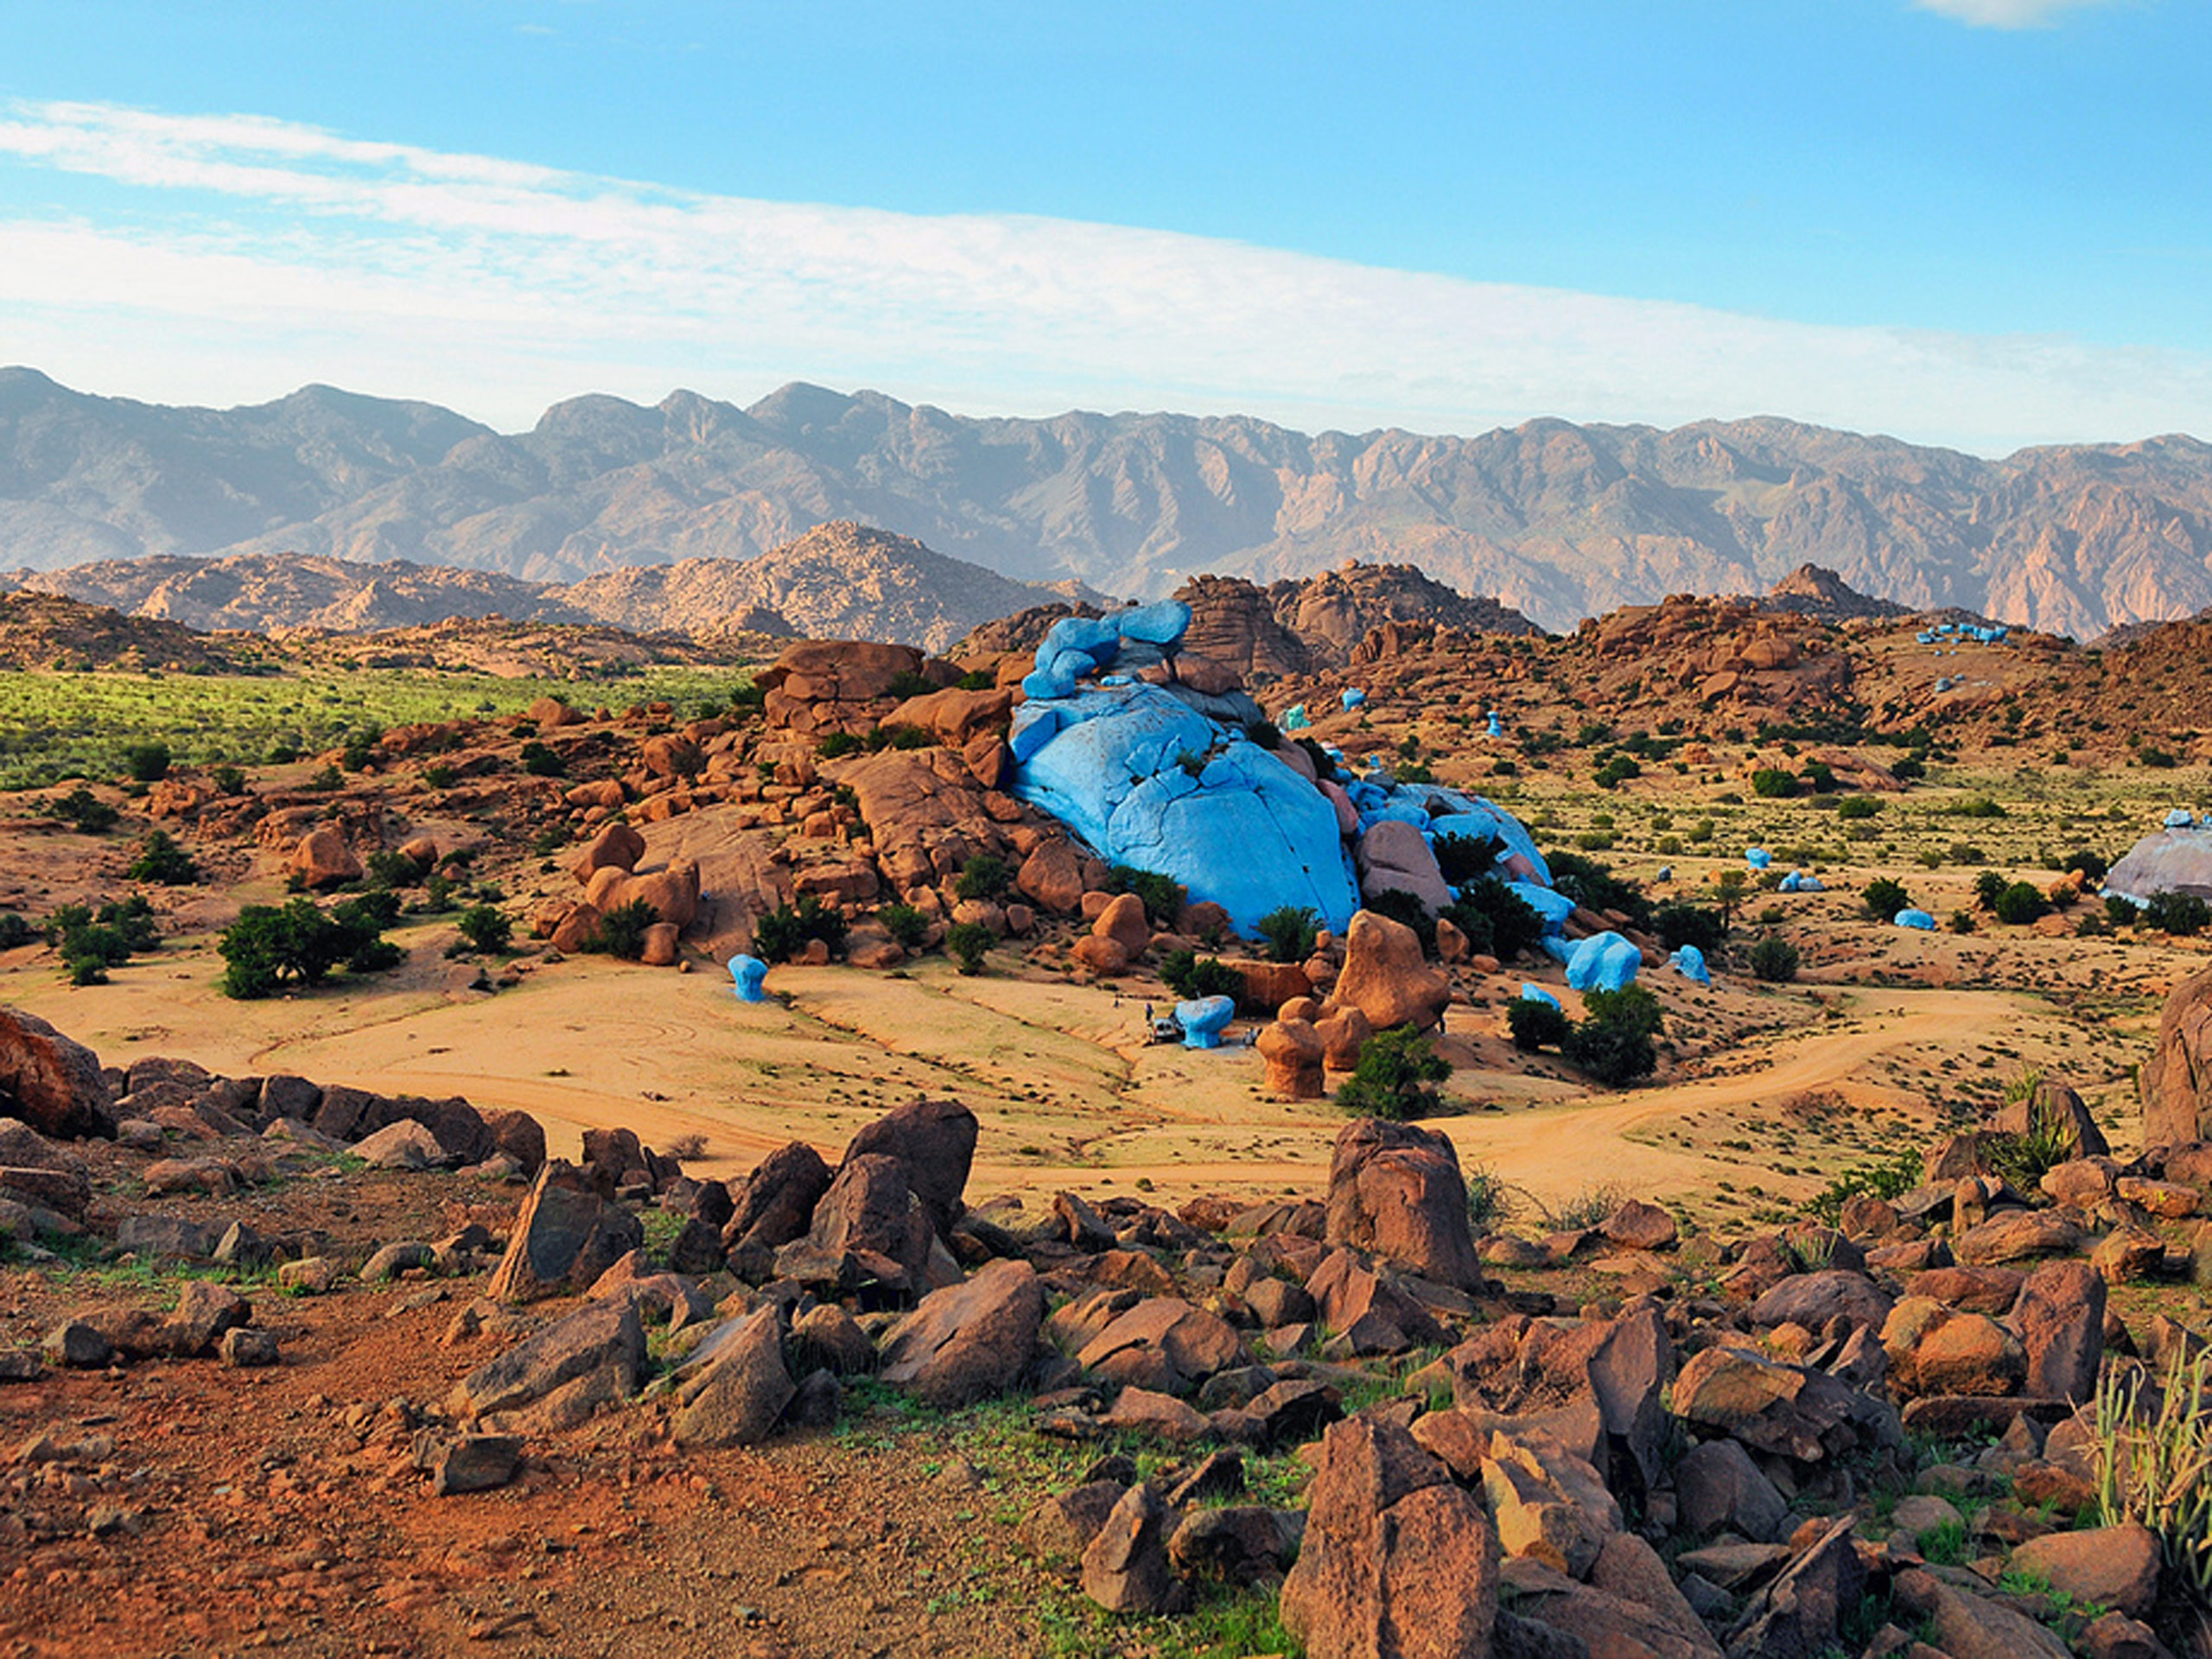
[7,369,2212,636]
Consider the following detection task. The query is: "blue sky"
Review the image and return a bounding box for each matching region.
[1,0,2206,452]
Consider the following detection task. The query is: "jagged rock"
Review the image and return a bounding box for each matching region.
[1077,1297,1243,1394]
[1674,1437,1789,1541]
[220,1327,280,1368]
[0,1008,116,1140]
[1020,1480,1124,1562]
[1081,1482,1185,1615]
[782,1152,945,1296]
[1331,910,1450,1032]
[1325,1116,1480,1289]
[1305,1249,1446,1355]
[879,1258,1045,1408]
[1599,1198,1678,1253]
[789,1304,876,1377]
[1670,1344,1898,1461]
[1891,1566,2071,1659]
[724,1141,834,1252]
[485,1161,645,1302]
[2010,1259,2105,1402]
[1953,1210,2083,1266]
[1729,1517,1863,1659]
[428,1433,523,1497]
[289,828,361,889]
[842,1097,976,1236]
[451,1297,645,1420]
[1279,1417,1498,1659]
[167,1281,251,1357]
[1481,1427,1622,1577]
[2142,963,2212,1150]
[1750,1270,1893,1332]
[671,1306,794,1448]
[2010,1522,2159,1621]
[1166,1505,1303,1584]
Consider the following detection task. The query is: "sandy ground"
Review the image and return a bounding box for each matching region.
[0,902,2152,1230]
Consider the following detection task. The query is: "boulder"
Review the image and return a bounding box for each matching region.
[842,1097,977,1236]
[1077,1297,1243,1395]
[451,1297,645,1420]
[2009,1523,2159,1622]
[486,1161,645,1302]
[2140,963,2212,1149]
[0,1009,115,1140]
[1357,821,1452,914]
[1332,910,1450,1033]
[1670,1344,1897,1462]
[1953,1210,2083,1266]
[1278,1418,1498,1659]
[1315,1005,1374,1072]
[1258,1019,1326,1099]
[572,821,645,880]
[1324,1116,1480,1288]
[1995,1077,2110,1160]
[1081,1483,1185,1616]
[1481,1428,1622,1578]
[1093,893,1153,960]
[724,1141,834,1251]
[1674,1437,1789,1541]
[1305,1249,1446,1355]
[1750,1270,1894,1332]
[2010,1260,2106,1402]
[1728,1516,1864,1659]
[1015,841,1086,913]
[671,1306,793,1448]
[879,1259,1045,1409]
[783,1153,943,1294]
[1600,1198,1678,1253]
[289,828,361,889]
[1892,1566,2072,1659]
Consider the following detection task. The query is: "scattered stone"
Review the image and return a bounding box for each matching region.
[2008,1522,2160,1621]
[486,1160,645,1302]
[879,1258,1045,1408]
[671,1306,794,1447]
[42,1320,111,1369]
[219,1328,281,1369]
[1081,1482,1185,1615]
[1324,1116,1479,1288]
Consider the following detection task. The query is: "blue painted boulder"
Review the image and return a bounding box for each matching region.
[1341,688,1366,711]
[1517,983,1560,1009]
[1177,995,1236,1050]
[1564,931,1642,993]
[729,955,769,1003]
[1745,848,1772,870]
[1669,944,1710,987]
[1894,908,1937,931]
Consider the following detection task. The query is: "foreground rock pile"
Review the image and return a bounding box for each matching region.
[7,996,2212,1655]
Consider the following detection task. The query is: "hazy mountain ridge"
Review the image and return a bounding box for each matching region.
[4,367,2210,635]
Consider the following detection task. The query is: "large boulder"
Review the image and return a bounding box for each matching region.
[289,828,361,889]
[842,1098,977,1237]
[486,1161,645,1302]
[1077,1297,1243,1395]
[1325,1117,1480,1288]
[451,1297,645,1421]
[1994,1077,2109,1160]
[1332,911,1450,1033]
[1357,821,1452,915]
[879,1259,1046,1409]
[2009,1259,2106,1402]
[1670,1345,1898,1462]
[1278,1418,1499,1659]
[0,1008,115,1140]
[671,1306,794,1448]
[2142,963,2212,1149]
[724,1141,834,1252]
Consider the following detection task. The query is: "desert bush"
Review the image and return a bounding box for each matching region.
[1803,1148,1923,1225]
[211,764,246,795]
[863,722,932,753]
[1159,949,1243,1003]
[1255,906,1319,964]
[45,897,160,986]
[2062,848,2110,882]
[1993,881,2051,925]
[455,904,513,954]
[1945,796,2007,818]
[1446,879,1545,963]
[1334,1026,1449,1121]
[1103,866,1185,927]
[586,898,662,961]
[1835,795,1882,820]
[1751,767,1799,799]
[1974,869,2008,909]
[121,741,171,783]
[1593,755,1641,790]
[1432,831,1503,887]
[1948,909,1977,935]
[954,854,1010,903]
[126,830,198,886]
[1547,853,1649,929]
[885,669,937,701]
[817,731,864,760]
[1653,903,1726,955]
[750,895,848,963]
[1548,1183,1631,1231]
[1506,997,1571,1052]
[518,740,567,778]
[2147,892,2211,938]
[1564,987,1663,1087]
[219,895,398,999]
[2094,1347,2212,1599]
[874,903,931,950]
[51,787,118,835]
[946,920,994,976]
[1860,877,1911,920]
[1747,934,1800,982]
[0,913,34,950]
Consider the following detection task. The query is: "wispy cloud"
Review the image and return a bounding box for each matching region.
[1912,0,2123,29]
[0,98,2206,454]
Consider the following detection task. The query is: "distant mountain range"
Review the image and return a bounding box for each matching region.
[4,365,2209,637]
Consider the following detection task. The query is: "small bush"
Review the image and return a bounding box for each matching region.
[1804,1148,1922,1224]
[1747,934,1800,982]
[817,731,864,760]
[518,741,567,778]
[1334,1026,1450,1121]
[1993,881,2051,925]
[1860,878,1912,920]
[1506,997,1571,1052]
[1751,767,1799,799]
[455,904,513,954]
[1159,949,1243,1003]
[1255,906,1319,964]
[1653,903,1726,955]
[1446,879,1545,963]
[946,920,993,976]
[587,898,661,961]
[0,912,35,950]
[874,903,931,950]
[1546,853,1649,929]
[1974,869,2008,909]
[885,669,937,701]
[2062,848,2110,882]
[122,741,171,783]
[1432,831,1502,887]
[210,764,246,795]
[126,830,199,886]
[1945,796,2007,818]
[51,787,118,835]
[1564,986,1663,1087]
[1465,1164,1513,1232]
[218,895,399,999]
[1835,795,1882,821]
[2094,1347,2212,1600]
[954,855,1011,903]
[2147,891,2212,937]
[1593,755,1641,790]
[1948,909,1978,934]
[750,895,849,963]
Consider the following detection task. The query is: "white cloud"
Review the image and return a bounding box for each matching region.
[0,98,2207,454]
[1912,0,2122,29]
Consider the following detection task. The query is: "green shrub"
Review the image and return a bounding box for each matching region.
[955,671,995,693]
[455,904,513,954]
[1747,934,1800,982]
[1464,1165,1513,1232]
[1446,879,1545,963]
[1993,881,2051,925]
[1255,906,1319,964]
[2148,891,2212,937]
[946,920,994,976]
[1432,831,1502,887]
[750,895,849,963]
[126,830,198,886]
[422,763,456,790]
[885,669,937,701]
[1974,869,2007,909]
[817,731,864,760]
[1506,997,1571,1052]
[1860,878,1911,920]
[1948,909,1978,934]
[954,855,1011,903]
[1564,987,1663,1087]
[1945,796,2006,818]
[1803,1148,1923,1224]
[1653,903,1726,955]
[874,903,931,950]
[1593,755,1641,790]
[864,722,931,753]
[1751,767,1800,799]
[2063,849,2110,882]
[1835,795,1882,821]
[0,912,35,950]
[1103,866,1185,927]
[586,898,662,961]
[340,728,381,771]
[218,895,399,999]
[518,741,567,778]
[121,741,171,783]
[211,764,246,795]
[306,764,344,791]
[1334,1026,1450,1121]
[51,787,118,835]
[1159,950,1243,1002]
[45,897,159,986]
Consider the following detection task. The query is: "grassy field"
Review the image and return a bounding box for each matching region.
[0,664,753,789]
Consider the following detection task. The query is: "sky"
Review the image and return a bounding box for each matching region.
[0,0,2207,454]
